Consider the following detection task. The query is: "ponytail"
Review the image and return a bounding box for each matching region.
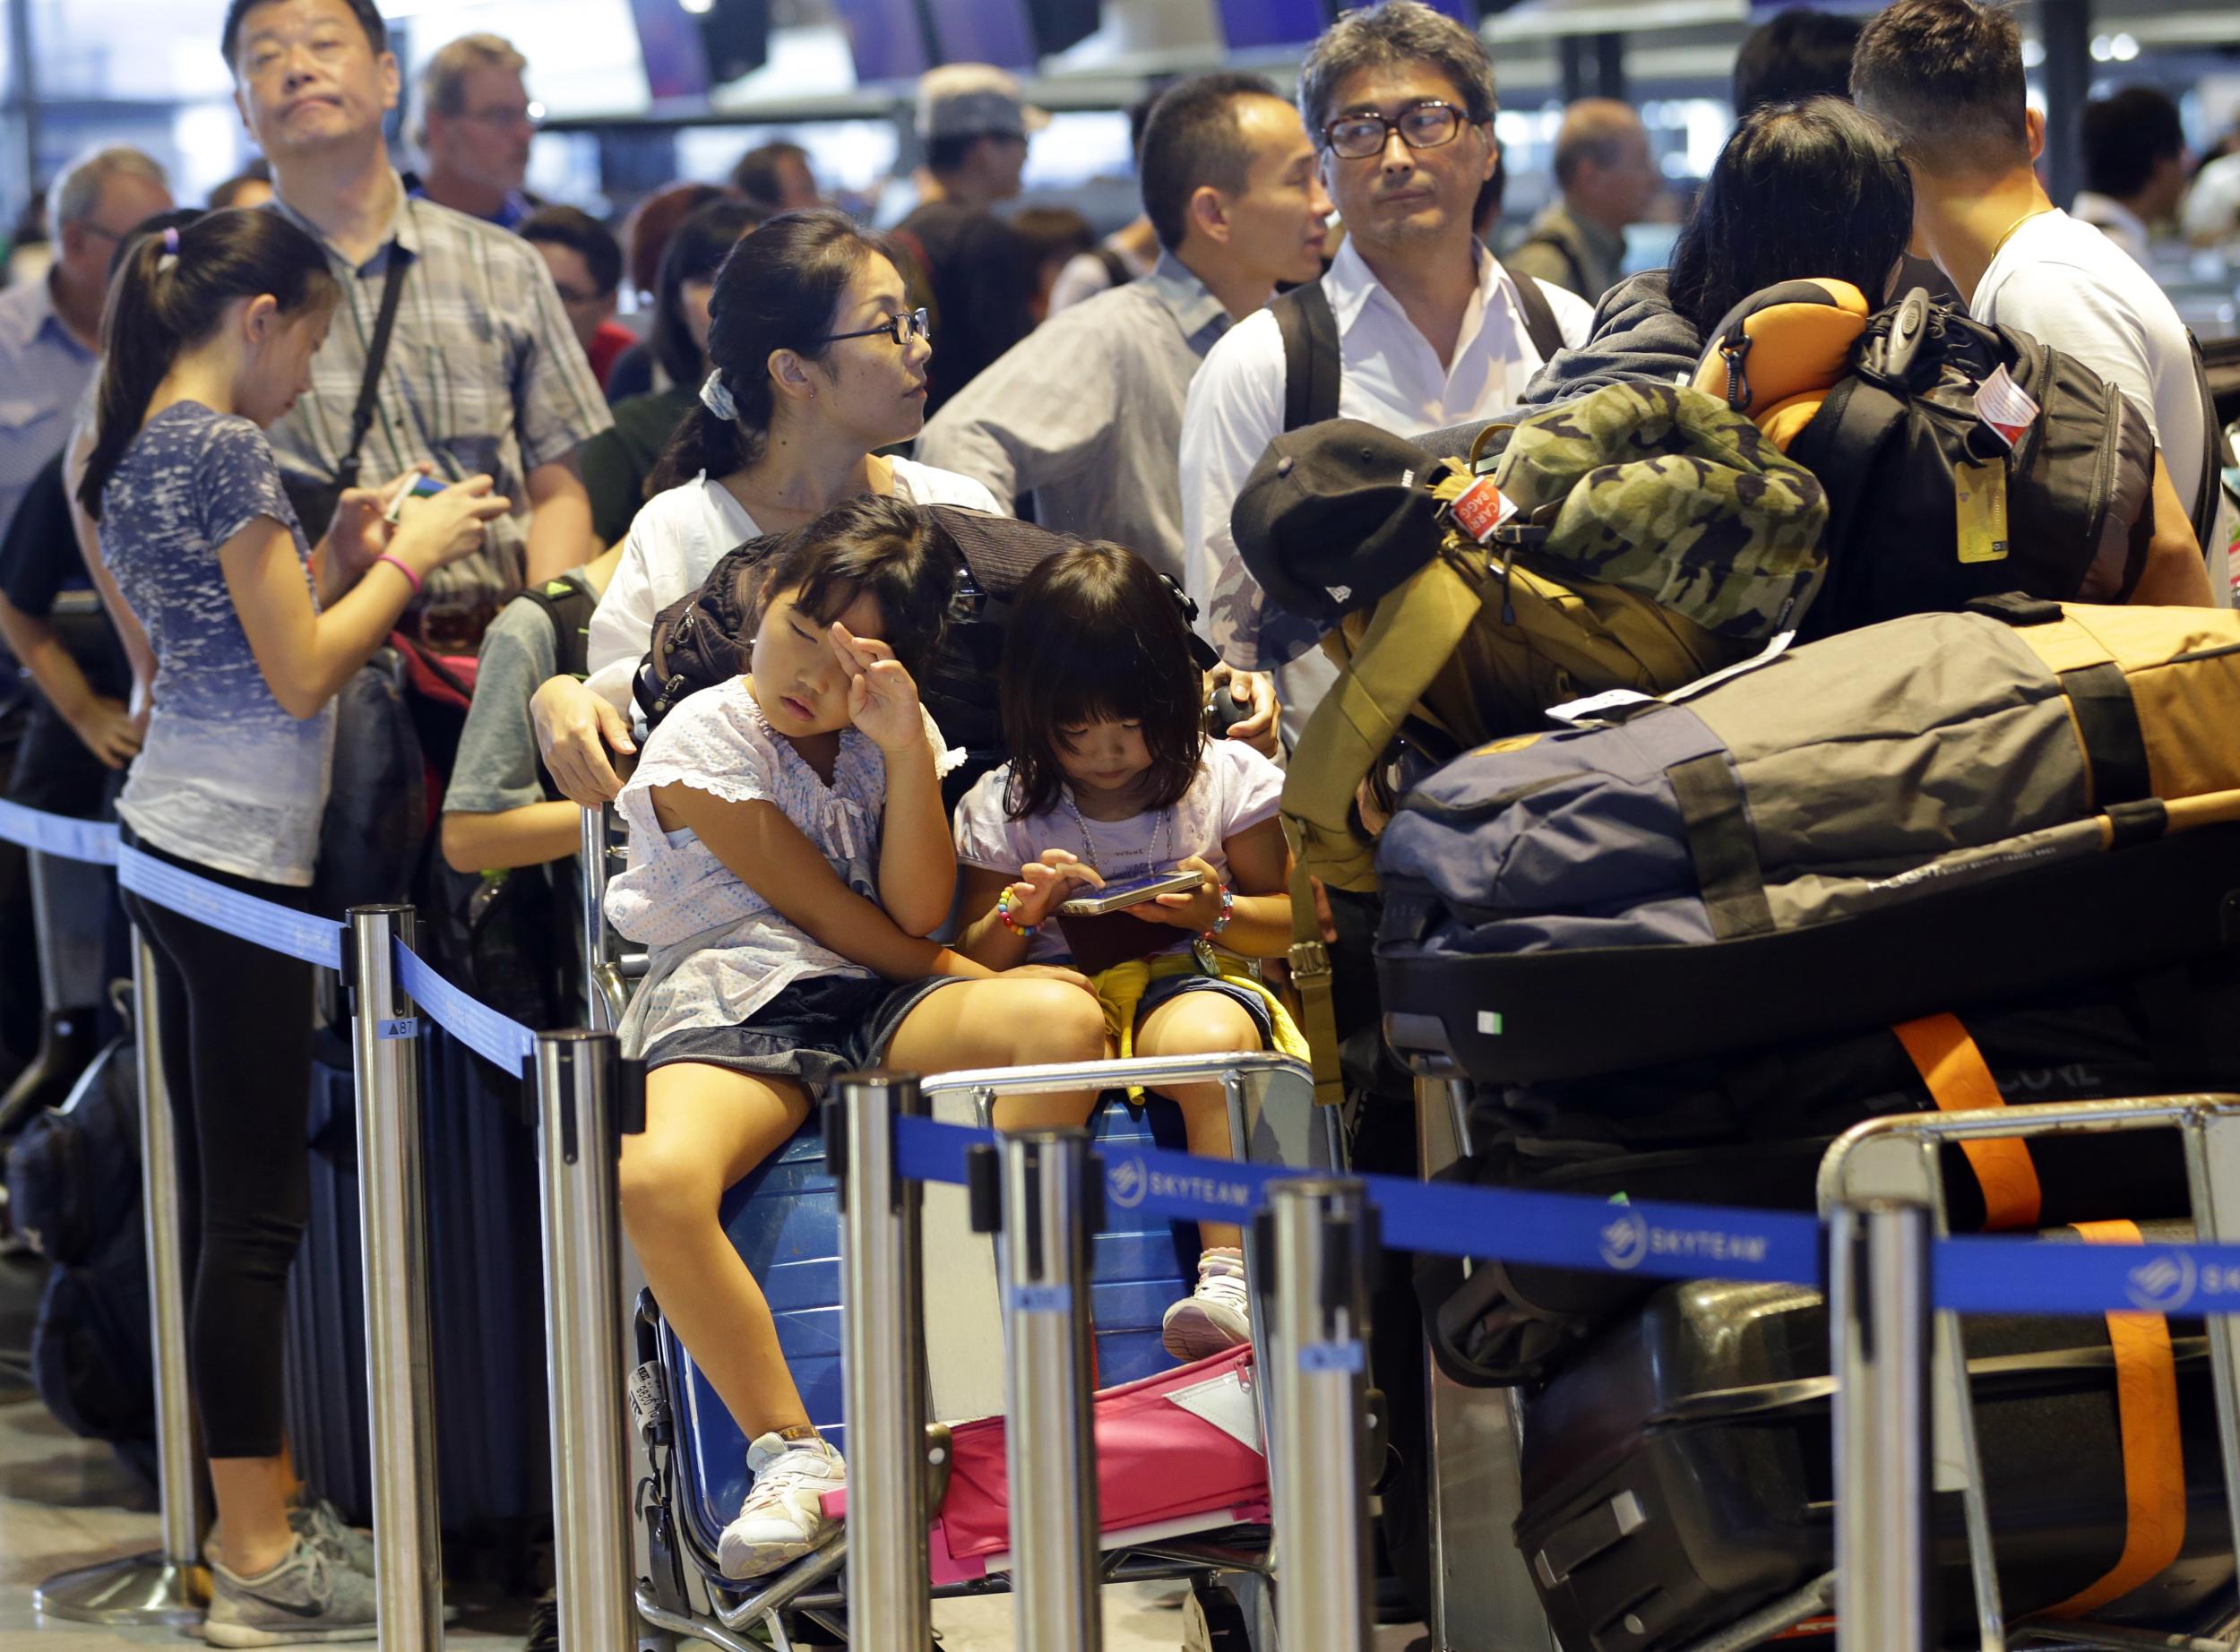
[77,206,337,521]
[80,233,180,521]
[645,401,748,499]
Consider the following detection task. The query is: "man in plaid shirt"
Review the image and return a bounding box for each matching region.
[225,0,611,625]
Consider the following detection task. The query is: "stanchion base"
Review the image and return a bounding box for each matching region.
[34,1551,207,1626]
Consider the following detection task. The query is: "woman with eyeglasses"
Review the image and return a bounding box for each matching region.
[531,208,1003,805]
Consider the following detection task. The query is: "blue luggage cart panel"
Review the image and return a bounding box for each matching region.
[664,1095,1197,1561]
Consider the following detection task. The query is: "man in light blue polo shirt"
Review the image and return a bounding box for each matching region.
[0,148,173,544]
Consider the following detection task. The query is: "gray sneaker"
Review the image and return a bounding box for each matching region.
[293,1498,375,1577]
[206,1500,374,1579]
[203,1538,378,1647]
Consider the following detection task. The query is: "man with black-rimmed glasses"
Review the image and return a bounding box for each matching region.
[1178,0,1593,743]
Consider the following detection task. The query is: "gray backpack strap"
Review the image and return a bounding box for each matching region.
[1273,280,1340,434]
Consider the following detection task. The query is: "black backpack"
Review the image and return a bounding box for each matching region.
[633,508,1080,804]
[422,573,602,1036]
[1782,289,2162,639]
[3,1034,155,1478]
[1271,268,1569,433]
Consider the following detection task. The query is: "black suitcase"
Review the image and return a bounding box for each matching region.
[282,1018,551,1569]
[1418,953,2238,1387]
[1397,823,2240,1389]
[1516,1263,2234,1652]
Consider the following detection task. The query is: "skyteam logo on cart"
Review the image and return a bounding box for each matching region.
[1599,1210,1650,1271]
[2127,1252,2198,1312]
[1105,1152,1257,1217]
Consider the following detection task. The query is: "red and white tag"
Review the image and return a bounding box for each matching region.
[1449,475,1519,543]
[1972,364,2040,453]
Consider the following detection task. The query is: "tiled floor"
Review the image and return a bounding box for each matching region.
[0,1390,1427,1649]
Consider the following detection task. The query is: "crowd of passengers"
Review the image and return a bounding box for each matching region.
[0,0,2233,1637]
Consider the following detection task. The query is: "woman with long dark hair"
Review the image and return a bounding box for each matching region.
[1521,97,1915,403]
[531,207,1002,805]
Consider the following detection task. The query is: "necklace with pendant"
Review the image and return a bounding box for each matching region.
[1061,794,1219,972]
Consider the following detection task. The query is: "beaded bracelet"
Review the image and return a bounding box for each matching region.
[1199,885,1236,943]
[996,886,1038,935]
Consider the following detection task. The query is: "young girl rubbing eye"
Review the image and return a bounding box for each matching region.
[605,495,1108,1580]
[952,543,1305,1362]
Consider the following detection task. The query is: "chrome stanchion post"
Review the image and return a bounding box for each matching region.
[578,806,613,1033]
[346,905,441,1650]
[34,925,206,1625]
[1263,1177,1375,1652]
[831,1072,932,1648]
[536,1029,642,1650]
[1831,1197,1932,1652]
[972,1128,1102,1652]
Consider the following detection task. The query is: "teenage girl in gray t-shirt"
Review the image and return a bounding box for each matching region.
[80,205,505,1645]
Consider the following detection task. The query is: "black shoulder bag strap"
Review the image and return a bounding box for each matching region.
[1094,245,1133,288]
[1510,268,1567,365]
[335,244,414,494]
[2186,328,2233,556]
[1273,279,1341,433]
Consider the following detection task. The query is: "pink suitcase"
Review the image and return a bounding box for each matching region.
[824,1345,1269,1583]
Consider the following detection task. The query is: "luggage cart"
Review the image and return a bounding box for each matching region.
[1814,1095,2240,1652]
[627,1052,1332,1651]
[580,807,1332,1648]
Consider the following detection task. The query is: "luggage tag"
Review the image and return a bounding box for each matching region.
[1446,475,1518,543]
[1971,364,2040,454]
[1955,461,2011,564]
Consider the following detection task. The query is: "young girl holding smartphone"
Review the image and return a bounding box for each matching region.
[952,544,1302,1362]
[81,206,507,1645]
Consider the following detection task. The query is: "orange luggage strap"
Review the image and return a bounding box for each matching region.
[1891,1013,2042,1231]
[2040,1219,2187,1620]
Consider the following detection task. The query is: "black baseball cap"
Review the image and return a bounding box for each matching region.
[1229,419,1455,641]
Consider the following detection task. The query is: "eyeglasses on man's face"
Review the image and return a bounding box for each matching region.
[1322,99,1470,161]
[819,307,932,348]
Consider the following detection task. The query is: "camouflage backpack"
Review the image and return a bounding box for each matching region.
[1233,383,1829,1102]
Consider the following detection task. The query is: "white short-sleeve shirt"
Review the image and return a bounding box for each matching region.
[605,677,888,1054]
[582,460,1007,710]
[1973,207,2231,601]
[952,739,1284,965]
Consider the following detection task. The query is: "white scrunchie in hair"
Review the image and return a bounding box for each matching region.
[700,370,739,424]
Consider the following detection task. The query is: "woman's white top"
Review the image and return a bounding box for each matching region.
[582,460,1005,710]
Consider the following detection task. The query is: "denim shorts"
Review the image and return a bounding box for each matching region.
[641,973,967,1093]
[1132,969,1276,1045]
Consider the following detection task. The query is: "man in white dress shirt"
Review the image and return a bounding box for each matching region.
[1177,0,1594,742]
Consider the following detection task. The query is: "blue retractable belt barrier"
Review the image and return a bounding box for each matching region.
[0,798,121,865]
[15,793,2240,1320]
[394,943,538,1078]
[893,1114,1824,1285]
[0,794,530,1074]
[1938,1232,2240,1318]
[116,843,343,970]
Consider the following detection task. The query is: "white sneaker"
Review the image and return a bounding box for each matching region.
[1162,1247,1252,1362]
[717,1433,846,1580]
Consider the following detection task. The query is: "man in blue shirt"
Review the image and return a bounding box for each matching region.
[0,147,172,544]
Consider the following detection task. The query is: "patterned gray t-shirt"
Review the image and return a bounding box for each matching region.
[105,401,333,887]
